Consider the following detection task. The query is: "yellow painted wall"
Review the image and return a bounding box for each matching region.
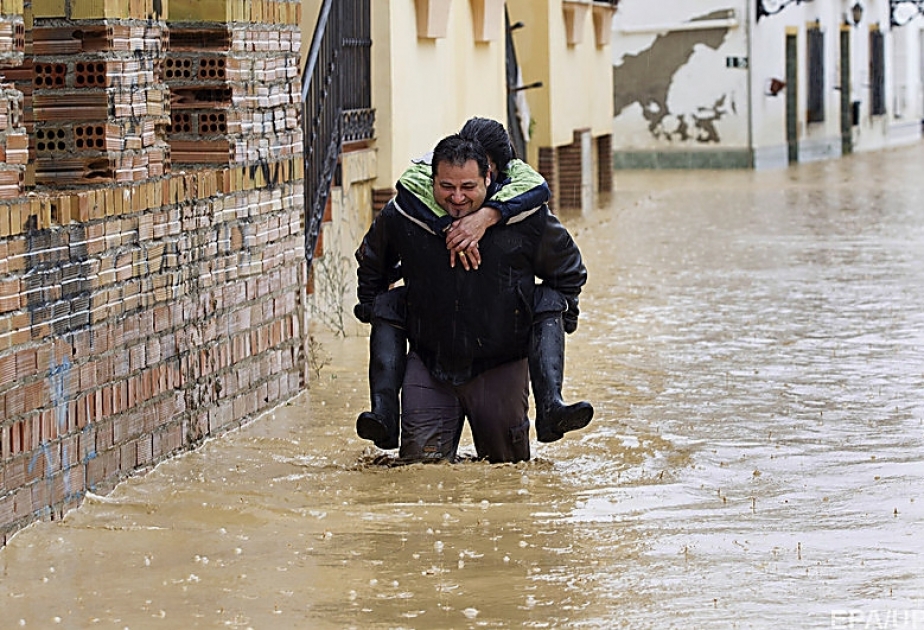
[372,0,507,188]
[507,0,613,161]
[299,0,323,70]
[300,1,613,192]
[506,0,552,162]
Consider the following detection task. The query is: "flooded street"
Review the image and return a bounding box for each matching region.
[3,143,924,629]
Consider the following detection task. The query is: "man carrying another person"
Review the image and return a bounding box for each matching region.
[353,127,592,463]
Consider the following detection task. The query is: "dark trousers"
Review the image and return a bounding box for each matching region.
[400,352,531,464]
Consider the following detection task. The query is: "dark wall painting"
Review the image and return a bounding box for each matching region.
[612,10,734,143]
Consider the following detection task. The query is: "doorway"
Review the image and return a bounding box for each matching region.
[840,25,852,155]
[786,30,799,164]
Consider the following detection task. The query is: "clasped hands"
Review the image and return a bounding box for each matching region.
[445,206,501,270]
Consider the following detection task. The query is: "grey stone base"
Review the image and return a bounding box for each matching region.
[797,135,841,163]
[752,145,789,171]
[612,149,753,170]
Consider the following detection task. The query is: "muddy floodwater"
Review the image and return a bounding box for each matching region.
[3,144,924,629]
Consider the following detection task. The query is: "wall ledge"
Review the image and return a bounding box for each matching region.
[415,0,452,39]
[562,0,592,46]
[592,2,616,47]
[469,0,503,42]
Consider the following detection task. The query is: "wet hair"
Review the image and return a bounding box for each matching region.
[459,117,515,169]
[431,134,490,179]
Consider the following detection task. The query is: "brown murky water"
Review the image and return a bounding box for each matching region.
[3,144,924,629]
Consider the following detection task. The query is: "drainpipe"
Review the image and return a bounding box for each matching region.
[745,0,755,168]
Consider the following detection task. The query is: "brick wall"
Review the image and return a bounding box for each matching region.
[0,0,308,547]
[557,134,583,209]
[372,187,395,219]
[538,131,614,212]
[538,146,558,211]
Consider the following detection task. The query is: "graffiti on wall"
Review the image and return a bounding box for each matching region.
[612,10,734,143]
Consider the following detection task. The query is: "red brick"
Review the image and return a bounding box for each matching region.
[154,364,167,392]
[101,385,113,416]
[114,381,128,414]
[40,409,57,442]
[30,482,50,516]
[75,395,90,429]
[136,434,154,467]
[152,422,182,459]
[25,414,41,451]
[0,353,15,383]
[47,470,70,509]
[62,465,86,502]
[86,448,119,490]
[97,355,113,382]
[15,348,37,379]
[0,278,20,313]
[208,401,231,434]
[0,422,6,459]
[1,457,24,493]
[126,374,138,408]
[0,493,13,526]
[52,339,72,365]
[95,419,114,451]
[35,346,52,375]
[59,434,80,467]
[137,368,150,401]
[78,361,95,391]
[78,427,97,462]
[120,441,138,473]
[67,400,79,433]
[146,338,162,364]
[7,421,22,455]
[12,486,31,520]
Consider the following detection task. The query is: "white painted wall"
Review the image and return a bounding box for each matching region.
[610,0,924,168]
[885,18,924,146]
[610,0,751,150]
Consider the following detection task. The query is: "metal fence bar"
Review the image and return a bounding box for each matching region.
[301,0,374,268]
[302,0,342,268]
[342,0,375,144]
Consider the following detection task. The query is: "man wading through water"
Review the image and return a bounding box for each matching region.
[354,124,592,462]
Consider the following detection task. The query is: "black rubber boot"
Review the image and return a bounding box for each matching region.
[356,321,406,449]
[529,316,594,443]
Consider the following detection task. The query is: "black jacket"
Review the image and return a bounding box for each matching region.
[355,196,587,385]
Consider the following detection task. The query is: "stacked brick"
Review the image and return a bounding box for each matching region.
[30,0,171,185]
[165,0,302,166]
[0,80,27,198]
[0,0,307,547]
[2,1,33,188]
[0,160,307,549]
[0,0,24,68]
[539,131,613,211]
[0,0,26,198]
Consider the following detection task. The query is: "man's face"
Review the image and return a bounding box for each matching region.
[433,159,490,219]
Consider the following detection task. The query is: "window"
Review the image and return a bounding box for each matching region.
[870,29,886,116]
[807,26,825,123]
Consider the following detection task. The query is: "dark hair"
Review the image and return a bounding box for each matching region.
[459,117,515,169]
[431,134,490,179]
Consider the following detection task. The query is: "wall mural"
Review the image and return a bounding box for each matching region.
[612,10,734,144]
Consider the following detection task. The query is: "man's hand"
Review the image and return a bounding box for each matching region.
[446,207,501,270]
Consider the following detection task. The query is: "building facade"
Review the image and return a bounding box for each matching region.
[308,0,617,331]
[367,0,615,210]
[611,0,924,169]
[507,0,617,209]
